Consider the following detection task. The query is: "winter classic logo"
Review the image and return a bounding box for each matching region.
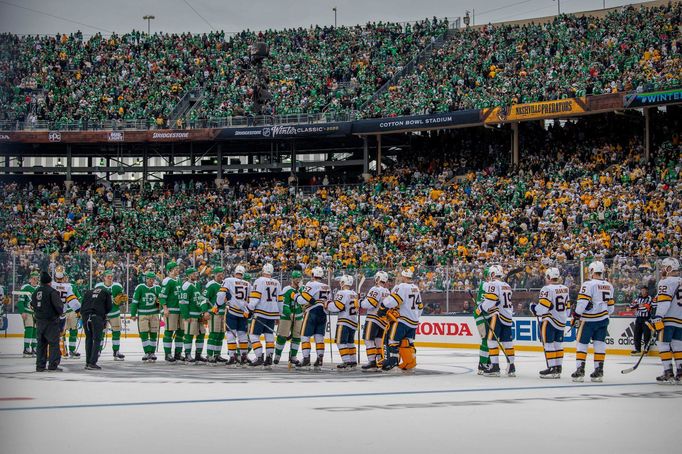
[0,134,10,141]
[48,132,61,142]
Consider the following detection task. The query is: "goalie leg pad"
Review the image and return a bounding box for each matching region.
[398,338,416,370]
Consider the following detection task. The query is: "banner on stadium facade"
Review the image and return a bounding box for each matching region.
[482,97,589,124]
[352,110,480,134]
[623,88,682,108]
[1,129,215,144]
[217,122,352,140]
[0,314,650,355]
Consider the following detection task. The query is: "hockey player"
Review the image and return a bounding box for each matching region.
[473,267,491,374]
[18,271,39,356]
[53,266,82,359]
[203,267,228,364]
[217,265,251,366]
[571,261,614,382]
[274,270,304,366]
[160,262,183,362]
[650,257,682,383]
[327,275,359,369]
[479,265,515,377]
[359,271,390,370]
[130,272,161,362]
[296,266,332,368]
[247,263,282,367]
[179,268,207,363]
[95,270,127,361]
[531,267,569,379]
[380,268,423,371]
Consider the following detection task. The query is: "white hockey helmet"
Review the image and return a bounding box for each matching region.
[401,268,414,279]
[661,257,680,272]
[488,265,504,279]
[375,271,389,284]
[545,267,561,280]
[588,261,605,275]
[312,266,325,278]
[262,263,274,275]
[55,265,65,279]
[340,275,354,287]
[234,265,246,276]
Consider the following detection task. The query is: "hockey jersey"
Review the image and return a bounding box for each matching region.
[479,279,514,326]
[95,282,125,319]
[328,289,359,329]
[52,281,81,313]
[575,279,614,322]
[361,285,391,328]
[536,284,570,330]
[203,279,224,315]
[217,277,251,318]
[160,277,180,314]
[296,280,332,317]
[179,281,203,319]
[18,284,36,315]
[654,276,682,328]
[131,284,160,316]
[382,282,423,328]
[248,276,283,320]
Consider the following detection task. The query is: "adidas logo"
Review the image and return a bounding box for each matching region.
[621,321,636,338]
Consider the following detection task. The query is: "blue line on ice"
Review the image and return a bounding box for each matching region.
[0,382,656,412]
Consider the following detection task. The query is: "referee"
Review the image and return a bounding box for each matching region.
[630,286,652,355]
[80,286,113,370]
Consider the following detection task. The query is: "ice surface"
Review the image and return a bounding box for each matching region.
[0,338,677,454]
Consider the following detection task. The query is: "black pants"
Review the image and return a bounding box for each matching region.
[83,313,105,366]
[36,319,61,370]
[633,317,651,352]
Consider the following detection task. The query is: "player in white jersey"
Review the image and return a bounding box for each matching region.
[571,261,614,382]
[380,269,423,371]
[360,271,391,370]
[247,264,282,367]
[531,267,570,379]
[217,265,251,366]
[327,275,359,369]
[650,258,682,383]
[296,267,332,368]
[52,266,82,359]
[479,265,515,377]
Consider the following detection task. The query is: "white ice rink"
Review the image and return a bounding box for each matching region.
[0,338,678,454]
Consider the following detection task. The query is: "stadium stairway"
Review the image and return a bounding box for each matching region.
[169,89,203,127]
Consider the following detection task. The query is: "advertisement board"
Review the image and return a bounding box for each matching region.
[482,97,588,124]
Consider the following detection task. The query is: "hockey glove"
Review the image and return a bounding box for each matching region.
[646,318,663,333]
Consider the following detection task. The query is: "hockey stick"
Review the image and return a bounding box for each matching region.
[468,290,511,364]
[251,315,276,334]
[621,331,657,374]
[535,315,550,370]
[356,274,365,365]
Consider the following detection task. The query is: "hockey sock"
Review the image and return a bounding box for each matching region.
[216,332,225,356]
[69,329,78,352]
[196,333,205,355]
[140,332,149,354]
[672,340,682,371]
[111,330,121,353]
[24,327,32,350]
[250,334,262,357]
[314,334,325,357]
[174,329,185,354]
[488,338,499,365]
[593,340,606,368]
[206,333,215,357]
[479,338,490,365]
[184,333,194,356]
[290,337,300,358]
[150,332,158,353]
[576,343,588,368]
[555,342,564,367]
[163,330,174,355]
[502,341,515,364]
[301,338,311,358]
[365,338,376,362]
[30,327,37,349]
[274,335,287,359]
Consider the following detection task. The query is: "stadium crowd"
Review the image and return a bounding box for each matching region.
[1,4,679,126]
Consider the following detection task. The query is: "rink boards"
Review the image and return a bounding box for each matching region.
[0,314,649,355]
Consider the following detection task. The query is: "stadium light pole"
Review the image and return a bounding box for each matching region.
[553,0,561,15]
[333,7,337,27]
[143,15,155,34]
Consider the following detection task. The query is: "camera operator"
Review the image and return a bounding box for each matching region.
[80,286,113,370]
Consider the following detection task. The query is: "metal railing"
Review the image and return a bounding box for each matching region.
[0,251,672,317]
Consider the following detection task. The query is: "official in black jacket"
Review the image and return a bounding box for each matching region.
[80,286,113,370]
[31,272,64,372]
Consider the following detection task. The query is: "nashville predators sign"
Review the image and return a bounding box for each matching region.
[482,97,588,124]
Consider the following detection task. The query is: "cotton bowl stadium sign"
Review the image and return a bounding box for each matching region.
[482,97,588,124]
[218,122,352,140]
[623,88,682,108]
